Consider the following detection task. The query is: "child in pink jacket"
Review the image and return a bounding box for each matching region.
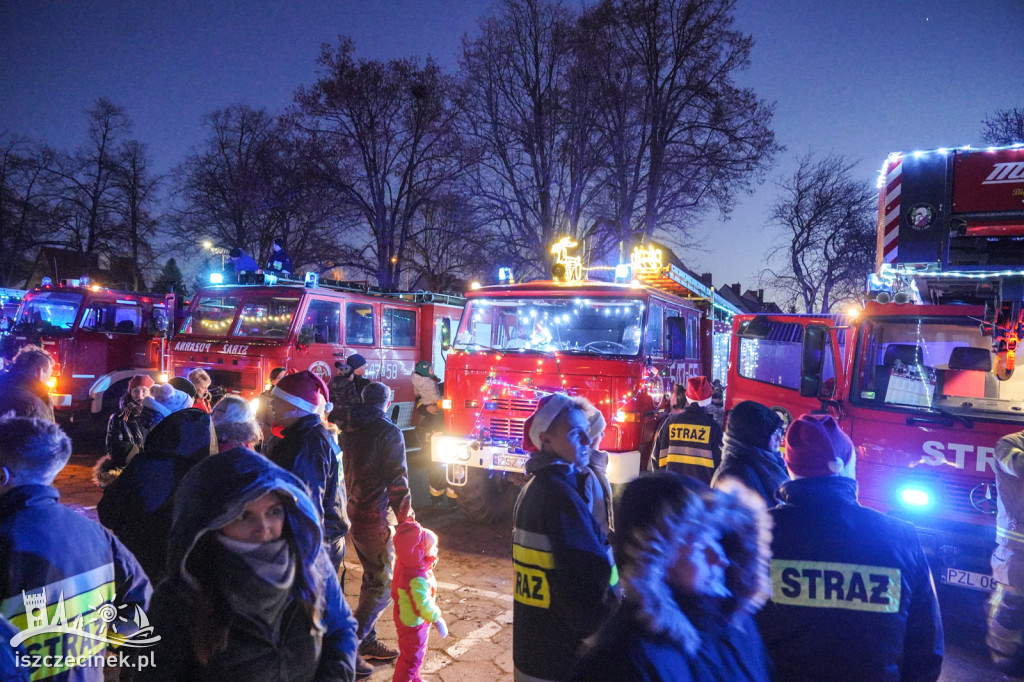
[391,519,448,681]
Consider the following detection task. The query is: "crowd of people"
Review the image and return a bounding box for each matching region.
[0,341,1014,680]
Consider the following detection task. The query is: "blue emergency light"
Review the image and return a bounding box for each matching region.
[899,486,933,509]
[305,272,319,288]
[614,263,631,282]
[209,272,224,284]
[498,267,514,283]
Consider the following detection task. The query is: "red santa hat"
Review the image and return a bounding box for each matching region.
[521,393,574,453]
[271,370,331,415]
[784,414,854,477]
[685,376,713,407]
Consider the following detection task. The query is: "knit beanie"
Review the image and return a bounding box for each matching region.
[784,414,854,477]
[726,401,783,450]
[686,376,713,407]
[128,374,154,390]
[168,377,198,400]
[272,370,331,415]
[149,383,194,416]
[347,354,367,371]
[414,360,432,377]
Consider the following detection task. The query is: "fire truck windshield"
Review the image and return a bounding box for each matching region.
[851,315,1024,418]
[454,297,645,355]
[13,292,83,336]
[180,293,300,339]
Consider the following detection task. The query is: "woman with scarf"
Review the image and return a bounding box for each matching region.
[141,447,359,681]
[710,400,789,508]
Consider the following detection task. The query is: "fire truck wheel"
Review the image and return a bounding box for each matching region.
[458,470,521,525]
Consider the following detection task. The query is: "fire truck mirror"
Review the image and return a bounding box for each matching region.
[799,324,828,398]
[440,318,451,351]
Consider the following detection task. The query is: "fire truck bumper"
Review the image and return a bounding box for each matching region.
[50,393,72,408]
[431,435,641,484]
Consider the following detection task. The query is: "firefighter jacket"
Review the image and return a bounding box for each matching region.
[0,484,153,682]
[992,431,1024,588]
[757,476,944,682]
[342,404,412,527]
[264,414,350,562]
[654,404,723,484]
[512,452,619,682]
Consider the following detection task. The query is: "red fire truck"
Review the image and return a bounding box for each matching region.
[167,274,464,443]
[1,279,172,421]
[432,256,738,521]
[727,144,1024,591]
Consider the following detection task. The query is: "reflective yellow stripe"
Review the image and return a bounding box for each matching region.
[609,563,619,587]
[998,526,1024,544]
[659,454,715,468]
[770,559,901,613]
[513,544,555,569]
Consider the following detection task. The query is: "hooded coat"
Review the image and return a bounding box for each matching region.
[573,478,772,682]
[140,449,358,682]
[342,403,412,527]
[0,369,54,422]
[96,394,148,488]
[97,407,214,581]
[711,434,789,508]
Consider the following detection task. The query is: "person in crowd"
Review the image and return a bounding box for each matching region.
[328,360,361,445]
[709,378,726,427]
[265,237,293,276]
[654,376,723,483]
[757,414,943,682]
[0,415,152,682]
[264,370,349,577]
[211,394,262,452]
[95,374,155,487]
[141,447,358,681]
[574,472,772,681]
[582,404,614,536]
[344,381,414,677]
[187,368,214,411]
[986,429,1024,673]
[513,393,619,681]
[0,344,55,421]
[168,376,198,403]
[97,403,214,582]
[391,519,448,682]
[227,246,259,273]
[256,366,287,445]
[413,361,454,507]
[711,400,789,508]
[348,354,370,396]
[137,381,194,432]
[647,383,688,471]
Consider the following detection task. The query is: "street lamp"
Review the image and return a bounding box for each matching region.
[202,240,226,270]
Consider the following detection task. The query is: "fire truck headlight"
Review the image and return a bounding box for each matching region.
[158,372,169,383]
[899,487,932,509]
[434,436,460,463]
[441,399,453,410]
[249,396,262,413]
[46,377,56,389]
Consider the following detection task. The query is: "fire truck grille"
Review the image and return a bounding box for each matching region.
[481,397,540,412]
[485,418,527,441]
[939,476,993,518]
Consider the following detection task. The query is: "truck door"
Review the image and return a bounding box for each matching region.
[296,297,343,386]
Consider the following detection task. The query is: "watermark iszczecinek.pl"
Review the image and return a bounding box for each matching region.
[9,586,160,676]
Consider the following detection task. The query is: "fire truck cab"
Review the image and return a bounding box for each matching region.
[433,253,738,521]
[2,279,170,420]
[168,275,464,444]
[727,144,1024,591]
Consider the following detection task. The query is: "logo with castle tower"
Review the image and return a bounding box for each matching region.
[9,587,161,649]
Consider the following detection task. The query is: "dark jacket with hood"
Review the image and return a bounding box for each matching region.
[0,484,152,682]
[97,407,213,581]
[757,476,943,682]
[342,403,412,527]
[265,413,350,562]
[0,369,54,422]
[96,394,148,488]
[513,451,619,681]
[573,480,772,682]
[711,434,789,508]
[141,448,358,682]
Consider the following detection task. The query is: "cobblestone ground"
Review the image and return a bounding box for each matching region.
[55,451,516,681]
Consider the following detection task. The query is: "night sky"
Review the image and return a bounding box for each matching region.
[2,0,1022,294]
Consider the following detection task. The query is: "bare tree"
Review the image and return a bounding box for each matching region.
[0,136,61,287]
[982,107,1024,146]
[578,0,780,251]
[763,153,876,313]
[112,140,161,289]
[296,38,469,289]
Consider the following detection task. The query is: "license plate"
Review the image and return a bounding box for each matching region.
[494,454,527,470]
[941,567,996,592]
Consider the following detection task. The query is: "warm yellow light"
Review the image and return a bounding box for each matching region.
[158,373,169,383]
[46,377,56,389]
[90,284,101,292]
[202,240,213,249]
[470,281,482,290]
[847,306,861,319]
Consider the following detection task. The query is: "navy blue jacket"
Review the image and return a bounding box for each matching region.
[513,452,619,681]
[655,404,723,484]
[710,434,789,508]
[0,485,152,681]
[141,448,358,681]
[757,476,944,682]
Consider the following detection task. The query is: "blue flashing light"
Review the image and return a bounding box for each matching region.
[899,487,932,509]
[483,401,498,411]
[264,272,278,285]
[209,272,223,284]
[305,272,319,288]
[498,267,514,283]
[614,263,631,282]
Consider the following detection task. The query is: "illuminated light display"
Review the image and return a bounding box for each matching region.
[550,237,584,283]
[630,244,663,272]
